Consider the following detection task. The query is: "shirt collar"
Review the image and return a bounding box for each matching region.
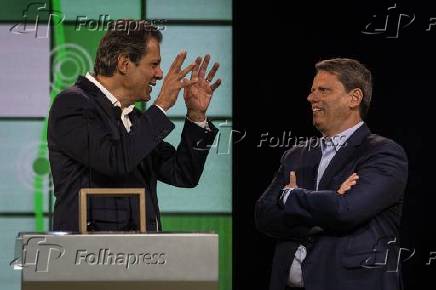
[321,121,364,153]
[85,72,135,116]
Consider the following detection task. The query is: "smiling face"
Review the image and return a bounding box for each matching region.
[124,37,163,102]
[307,70,362,137]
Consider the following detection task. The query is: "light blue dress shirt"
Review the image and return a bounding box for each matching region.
[285,121,364,287]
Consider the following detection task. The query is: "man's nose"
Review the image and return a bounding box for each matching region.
[307,91,316,103]
[155,67,163,80]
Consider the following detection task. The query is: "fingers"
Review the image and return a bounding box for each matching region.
[210,79,222,91]
[178,63,197,80]
[191,56,202,81]
[346,173,359,183]
[337,173,359,195]
[199,54,210,78]
[288,171,297,188]
[283,171,298,189]
[169,50,187,73]
[338,185,352,195]
[181,78,197,88]
[206,62,220,82]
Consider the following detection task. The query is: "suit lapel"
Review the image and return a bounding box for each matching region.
[76,76,118,122]
[300,144,322,190]
[317,123,371,190]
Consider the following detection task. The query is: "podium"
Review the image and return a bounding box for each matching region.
[11,188,219,289]
[13,232,218,290]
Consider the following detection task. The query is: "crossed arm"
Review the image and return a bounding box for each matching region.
[255,140,408,239]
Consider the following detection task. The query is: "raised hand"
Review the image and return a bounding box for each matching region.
[337,173,359,195]
[184,54,222,121]
[154,51,197,111]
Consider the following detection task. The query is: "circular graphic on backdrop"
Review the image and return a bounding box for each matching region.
[16,141,50,191]
[50,43,93,92]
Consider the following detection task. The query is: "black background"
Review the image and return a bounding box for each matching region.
[233,1,436,289]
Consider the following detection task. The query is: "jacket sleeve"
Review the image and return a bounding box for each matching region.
[255,148,313,240]
[283,140,408,232]
[152,119,219,188]
[49,92,174,177]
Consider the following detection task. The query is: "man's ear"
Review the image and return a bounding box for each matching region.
[349,88,363,109]
[116,54,130,75]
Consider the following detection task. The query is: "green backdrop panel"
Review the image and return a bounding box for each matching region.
[145,0,232,20]
[155,25,232,117]
[161,214,231,290]
[0,121,49,213]
[157,119,232,213]
[51,24,100,92]
[60,0,141,21]
[0,0,50,21]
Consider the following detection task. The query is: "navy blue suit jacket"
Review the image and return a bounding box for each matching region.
[256,124,408,290]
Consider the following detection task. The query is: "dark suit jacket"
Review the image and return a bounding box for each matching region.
[48,76,218,232]
[255,124,408,290]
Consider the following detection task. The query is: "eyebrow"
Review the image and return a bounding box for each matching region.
[148,58,161,64]
[311,86,330,91]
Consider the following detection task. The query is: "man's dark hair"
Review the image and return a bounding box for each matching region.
[94,20,163,77]
[315,58,372,120]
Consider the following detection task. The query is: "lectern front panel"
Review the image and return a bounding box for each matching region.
[16,232,218,290]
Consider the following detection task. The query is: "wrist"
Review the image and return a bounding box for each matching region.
[154,98,170,111]
[187,111,206,122]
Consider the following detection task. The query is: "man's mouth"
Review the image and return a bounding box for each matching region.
[148,82,156,93]
[312,107,323,113]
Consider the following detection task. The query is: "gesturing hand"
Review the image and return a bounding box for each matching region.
[155,51,198,111]
[337,173,359,195]
[184,54,222,122]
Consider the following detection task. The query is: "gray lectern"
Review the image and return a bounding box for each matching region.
[11,189,219,290]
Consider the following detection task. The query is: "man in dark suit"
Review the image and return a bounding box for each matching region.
[255,58,408,290]
[48,20,221,232]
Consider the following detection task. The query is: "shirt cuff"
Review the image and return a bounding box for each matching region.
[154,104,166,115]
[186,115,210,130]
[282,187,295,204]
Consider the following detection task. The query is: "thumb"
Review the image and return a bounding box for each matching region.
[181,78,198,88]
[289,171,297,188]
